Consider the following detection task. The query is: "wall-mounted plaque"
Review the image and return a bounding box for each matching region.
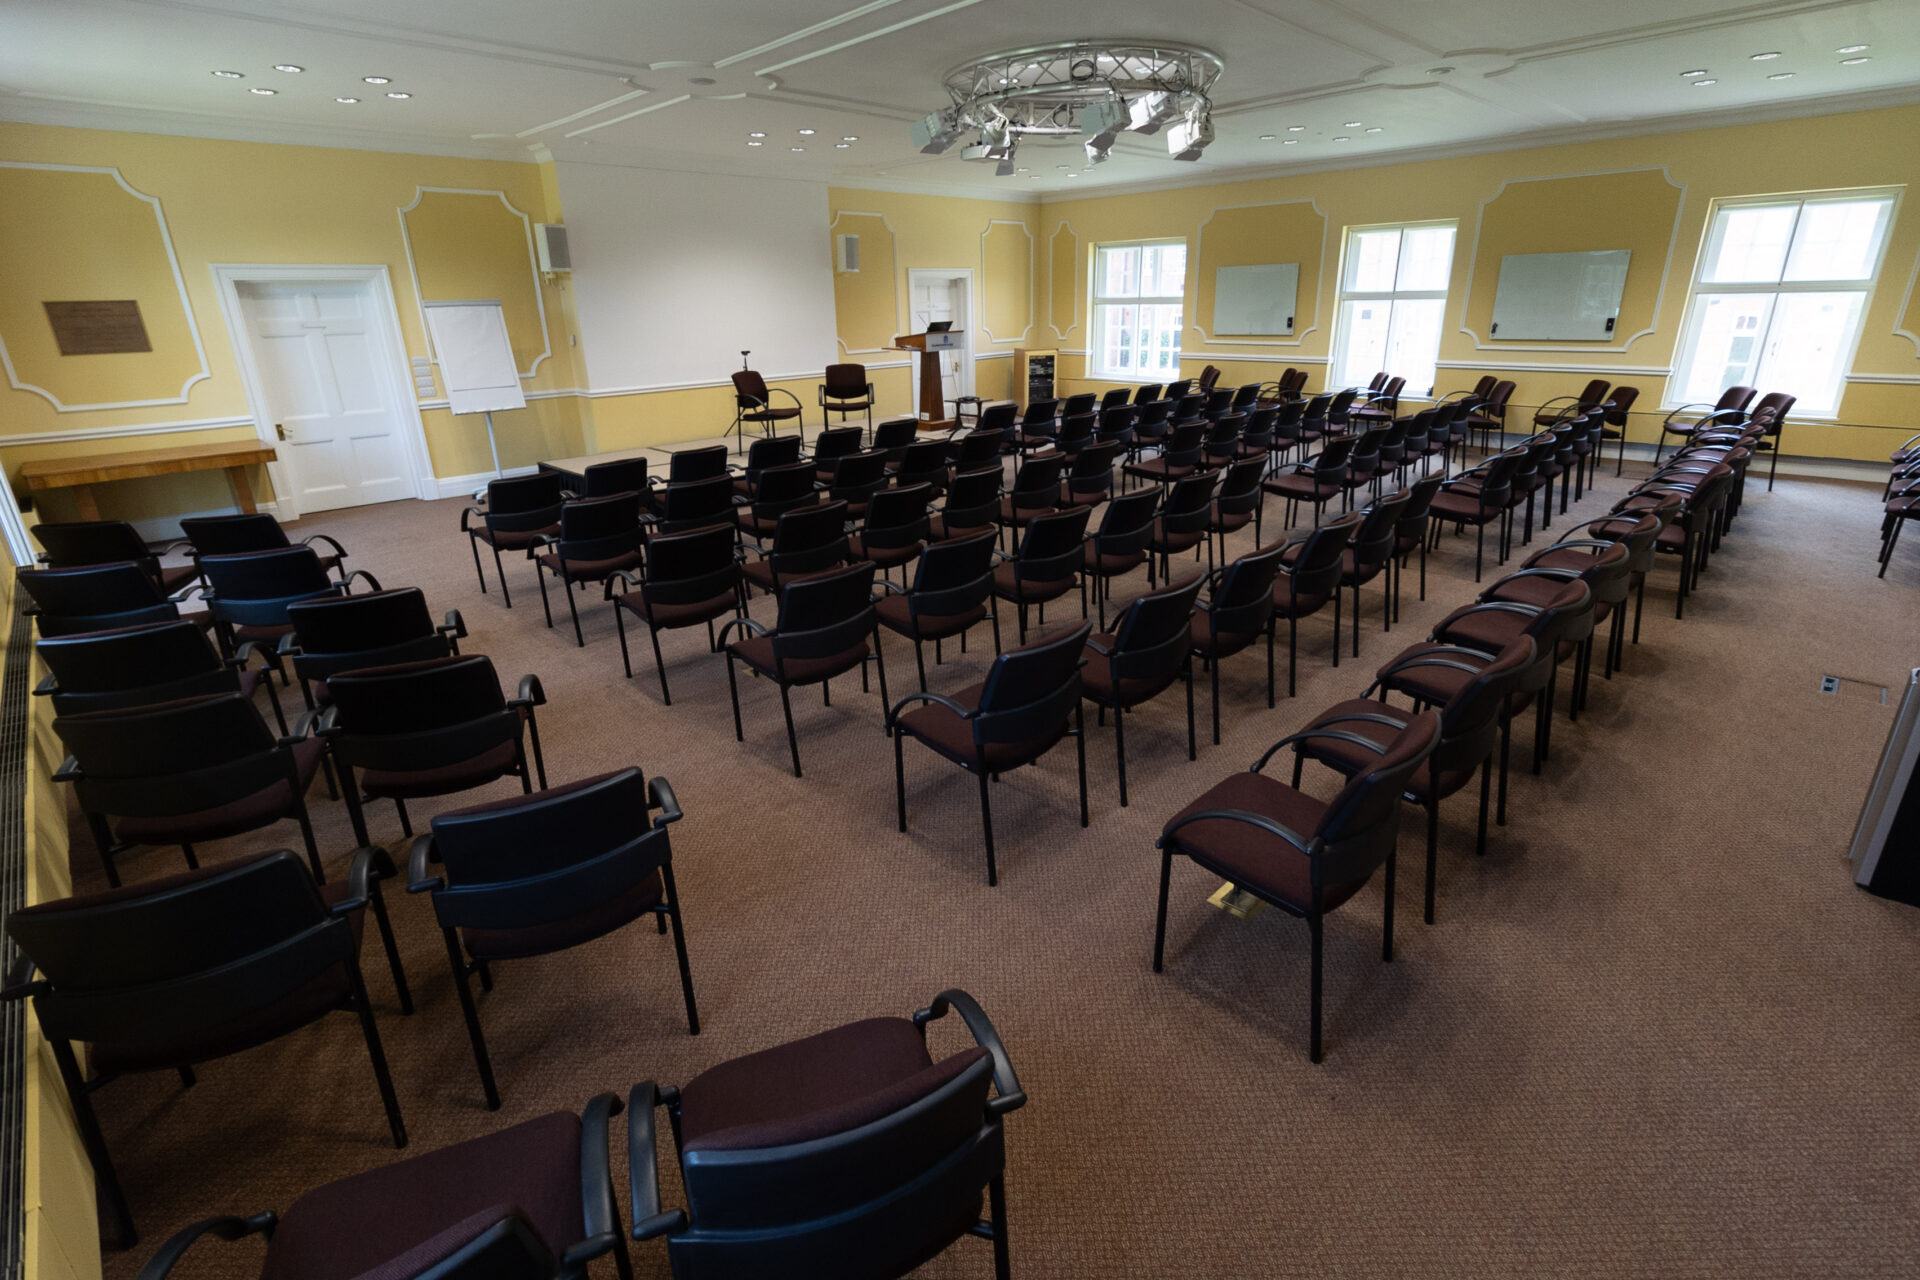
[44,300,152,355]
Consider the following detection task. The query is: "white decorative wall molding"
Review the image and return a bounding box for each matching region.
[979,219,1034,344]
[1048,222,1079,341]
[974,350,1013,360]
[1893,243,1920,357]
[829,209,902,356]
[1847,372,1920,386]
[1434,359,1673,377]
[435,465,539,498]
[0,161,212,412]
[415,386,584,411]
[0,414,254,448]
[1189,198,1326,346]
[397,186,552,377]
[1455,166,1687,355]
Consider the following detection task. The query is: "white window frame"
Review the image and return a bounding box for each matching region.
[1328,219,1458,396]
[1089,238,1188,383]
[1665,189,1901,417]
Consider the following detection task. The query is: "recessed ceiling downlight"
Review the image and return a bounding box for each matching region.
[1836,45,1869,54]
[386,91,412,99]
[274,64,304,73]
[1680,69,1708,77]
[1365,126,1382,133]
[211,70,244,78]
[363,76,391,84]
[249,87,276,95]
[336,96,359,103]
[1693,78,1718,86]
[1840,56,1871,65]
[797,128,816,135]
[1750,52,1780,61]
[1767,72,1795,81]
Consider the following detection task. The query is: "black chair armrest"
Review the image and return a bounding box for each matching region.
[560,488,581,502]
[460,505,487,532]
[714,617,769,651]
[887,690,974,730]
[341,569,383,594]
[275,629,301,657]
[1252,727,1387,774]
[524,533,558,558]
[330,848,375,917]
[627,1082,689,1242]
[52,754,82,784]
[513,674,547,707]
[406,833,443,894]
[1541,538,1615,555]
[562,1091,626,1270]
[914,988,1025,1115]
[232,639,276,671]
[31,673,56,697]
[1159,807,1314,858]
[1084,638,1115,657]
[647,777,683,830]
[170,582,211,606]
[440,609,468,645]
[278,708,322,749]
[136,1212,279,1280]
[1481,568,1580,601]
[873,579,907,598]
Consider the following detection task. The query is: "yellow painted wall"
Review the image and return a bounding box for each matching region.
[825,189,1043,418]
[0,122,583,522]
[1038,104,1920,461]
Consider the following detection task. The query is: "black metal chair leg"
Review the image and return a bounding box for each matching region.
[661,864,700,1035]
[346,960,409,1144]
[780,684,802,778]
[443,929,501,1110]
[978,767,997,886]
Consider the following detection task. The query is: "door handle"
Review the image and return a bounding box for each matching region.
[274,423,288,441]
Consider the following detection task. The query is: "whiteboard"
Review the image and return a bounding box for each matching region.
[1490,251,1630,341]
[1213,263,1299,335]
[422,300,527,415]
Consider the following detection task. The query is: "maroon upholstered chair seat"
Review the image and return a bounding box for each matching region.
[616,588,737,629]
[1295,699,1479,802]
[848,532,926,569]
[894,683,1069,771]
[470,522,559,550]
[114,735,326,845]
[259,1112,584,1280]
[677,1016,988,1153]
[1189,609,1261,659]
[991,559,1077,604]
[929,514,994,542]
[463,870,664,962]
[1079,631,1182,706]
[534,548,643,581]
[1158,772,1366,914]
[875,593,984,642]
[359,737,519,800]
[728,633,869,684]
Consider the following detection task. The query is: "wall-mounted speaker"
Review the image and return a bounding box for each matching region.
[535,223,571,273]
[835,233,860,273]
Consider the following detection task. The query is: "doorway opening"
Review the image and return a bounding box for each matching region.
[907,268,974,418]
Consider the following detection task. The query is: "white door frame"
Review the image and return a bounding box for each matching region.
[209,264,434,520]
[907,267,975,410]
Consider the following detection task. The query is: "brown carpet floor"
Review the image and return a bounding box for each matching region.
[70,449,1920,1278]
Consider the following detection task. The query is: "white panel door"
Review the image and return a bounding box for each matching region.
[909,272,972,413]
[237,281,411,513]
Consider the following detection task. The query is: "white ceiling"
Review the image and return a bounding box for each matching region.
[2,0,1917,197]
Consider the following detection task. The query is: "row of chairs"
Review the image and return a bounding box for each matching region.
[1881,432,1920,577]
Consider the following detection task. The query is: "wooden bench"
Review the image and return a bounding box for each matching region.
[18,440,278,521]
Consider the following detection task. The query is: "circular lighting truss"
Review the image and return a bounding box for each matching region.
[912,42,1224,173]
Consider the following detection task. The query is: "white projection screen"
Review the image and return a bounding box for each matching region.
[555,162,838,391]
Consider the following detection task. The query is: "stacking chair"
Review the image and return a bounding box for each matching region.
[734,460,822,544]
[284,586,465,709]
[1123,421,1206,492]
[1154,712,1440,1061]
[742,500,851,598]
[1349,375,1405,427]
[609,524,744,703]
[1297,393,1333,446]
[819,363,875,430]
[1507,538,1634,685]
[32,519,199,593]
[1049,412,1097,457]
[1264,434,1354,530]
[1391,474,1444,616]
[630,989,1024,1276]
[1323,388,1360,435]
[530,492,647,646]
[811,426,865,483]
[199,545,366,659]
[1058,440,1120,510]
[1165,378,1194,400]
[1199,389,1234,421]
[573,455,650,499]
[731,369,803,448]
[135,1095,631,1279]
[1463,379,1515,451]
[1082,488,1161,629]
[930,467,1002,543]
[876,530,1000,691]
[462,472,564,606]
[409,767,697,1108]
[1426,579,1593,776]
[320,655,549,848]
[872,415,919,466]
[1532,378,1609,430]
[720,562,887,778]
[3,848,409,1250]
[1135,382,1165,404]
[1100,387,1132,412]
[1319,637,1531,923]
[1654,384,1756,465]
[1427,450,1521,581]
[1010,398,1060,454]
[36,617,285,731]
[949,426,1005,471]
[734,434,806,497]
[991,506,1091,643]
[1191,543,1284,740]
[1338,429,1386,507]
[19,561,195,638]
[1235,407,1277,464]
[1082,576,1204,806]
[180,513,349,578]
[1209,456,1267,562]
[891,623,1091,885]
[994,453,1066,545]
[895,439,952,492]
[647,474,738,535]
[661,444,732,487]
[1747,391,1797,490]
[1060,391,1098,418]
[53,691,331,887]
[1148,472,1221,581]
[1584,504,1673,646]
[1883,475,1920,578]
[850,483,933,583]
[975,401,1019,454]
[1272,513,1359,696]
[824,449,891,520]
[1201,415,1245,471]
[1337,490,1410,657]
[1268,399,1308,468]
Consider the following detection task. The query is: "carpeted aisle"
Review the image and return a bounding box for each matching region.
[76,454,1920,1278]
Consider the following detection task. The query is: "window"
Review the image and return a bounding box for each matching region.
[1669,193,1897,415]
[1330,222,1456,394]
[1091,240,1187,381]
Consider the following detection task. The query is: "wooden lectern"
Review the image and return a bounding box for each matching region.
[891,328,965,432]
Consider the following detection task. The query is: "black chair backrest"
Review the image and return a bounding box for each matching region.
[1135,383,1163,404]
[1396,474,1444,535]
[744,434,805,478]
[1162,471,1219,525]
[1165,379,1194,400]
[1066,441,1120,492]
[1013,507,1091,581]
[1108,576,1204,681]
[1438,636,1534,743]
[773,561,877,664]
[862,485,932,548]
[897,440,951,491]
[1327,388,1359,424]
[1061,392,1097,417]
[1351,492,1410,570]
[1097,405,1136,443]
[1230,382,1260,410]
[200,547,342,627]
[830,450,890,500]
[669,445,730,483]
[823,364,869,399]
[20,562,178,636]
[643,524,741,609]
[36,620,236,716]
[1300,394,1333,426]
[557,492,644,562]
[1715,385,1758,415]
[1600,386,1638,426]
[813,427,864,466]
[54,692,288,821]
[872,418,918,461]
[656,475,738,532]
[977,403,1017,437]
[1310,712,1441,887]
[1310,434,1356,479]
[1135,400,1171,434]
[1020,399,1058,429]
[768,501,851,578]
[1285,512,1361,597]
[180,513,297,557]
[325,654,518,774]
[426,768,669,933]
[1272,399,1305,437]
[581,456,649,498]
[6,850,347,1048]
[908,531,997,617]
[747,461,821,519]
[940,468,1003,530]
[1054,413,1095,450]
[287,587,451,683]
[32,520,156,574]
[484,473,565,526]
[1208,544,1284,636]
[1092,488,1160,556]
[951,429,1002,470]
[1010,453,1066,503]
[1100,387,1131,411]
[1202,389,1234,418]
[1172,393,1206,423]
[1468,452,1523,513]
[975,620,1092,746]
[1215,457,1266,511]
[1158,422,1206,469]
